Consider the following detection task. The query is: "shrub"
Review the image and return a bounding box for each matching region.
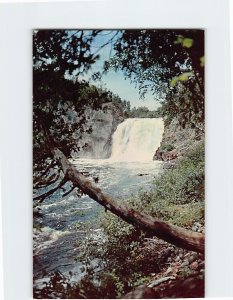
[159,143,175,153]
[134,140,205,226]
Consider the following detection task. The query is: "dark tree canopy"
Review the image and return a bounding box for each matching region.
[33,30,101,75]
[105,29,204,128]
[33,30,125,197]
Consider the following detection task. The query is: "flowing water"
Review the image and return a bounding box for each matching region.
[33,118,164,288]
[111,118,164,161]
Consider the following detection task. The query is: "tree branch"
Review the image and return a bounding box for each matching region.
[62,185,76,197]
[33,176,68,203]
[40,160,58,177]
[92,31,120,56]
[33,171,60,189]
[52,146,205,253]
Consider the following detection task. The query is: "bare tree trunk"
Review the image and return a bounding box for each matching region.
[52,147,204,253]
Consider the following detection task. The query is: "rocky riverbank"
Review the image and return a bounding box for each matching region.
[123,226,205,299]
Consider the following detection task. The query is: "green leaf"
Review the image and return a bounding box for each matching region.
[182,38,193,48]
[174,36,193,48]
[200,56,205,67]
[179,72,193,81]
[170,72,193,87]
[170,76,179,87]
[174,35,184,45]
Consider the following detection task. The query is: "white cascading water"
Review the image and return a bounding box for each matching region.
[110,118,164,162]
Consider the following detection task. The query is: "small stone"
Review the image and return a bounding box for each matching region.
[167,257,172,263]
[188,253,198,264]
[179,253,184,259]
[181,261,189,267]
[175,256,181,262]
[190,261,199,270]
[165,267,173,274]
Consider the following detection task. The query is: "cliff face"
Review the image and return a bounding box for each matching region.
[74,103,124,159]
[154,119,204,161]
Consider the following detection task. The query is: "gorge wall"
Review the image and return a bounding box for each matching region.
[154,118,204,161]
[74,103,124,159]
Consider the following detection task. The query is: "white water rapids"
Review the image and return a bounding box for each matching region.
[110,118,164,161]
[34,117,164,291]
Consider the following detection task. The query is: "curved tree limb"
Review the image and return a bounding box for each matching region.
[33,176,68,203]
[62,184,76,197]
[33,171,60,189]
[52,146,204,253]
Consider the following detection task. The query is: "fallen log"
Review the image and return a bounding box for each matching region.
[52,146,205,253]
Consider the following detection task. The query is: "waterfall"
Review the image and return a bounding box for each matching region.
[110,118,164,162]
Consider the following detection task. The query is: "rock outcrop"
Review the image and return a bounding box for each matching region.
[154,118,204,161]
[73,103,124,159]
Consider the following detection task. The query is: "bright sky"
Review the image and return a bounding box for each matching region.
[81,30,161,110]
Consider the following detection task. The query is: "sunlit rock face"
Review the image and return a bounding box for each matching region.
[74,103,124,159]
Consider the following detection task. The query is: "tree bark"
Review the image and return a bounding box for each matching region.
[52,146,204,253]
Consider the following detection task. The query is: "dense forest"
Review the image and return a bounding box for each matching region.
[33,29,204,299]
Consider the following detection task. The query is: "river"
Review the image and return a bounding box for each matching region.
[33,118,164,290]
[33,159,163,285]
